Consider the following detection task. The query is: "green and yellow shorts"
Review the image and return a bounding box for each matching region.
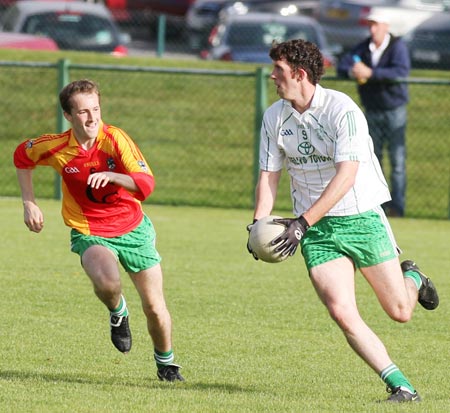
[70,214,161,273]
[301,207,399,271]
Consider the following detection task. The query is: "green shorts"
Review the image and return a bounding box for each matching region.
[300,208,399,270]
[70,214,161,273]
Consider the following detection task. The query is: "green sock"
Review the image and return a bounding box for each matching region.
[154,349,174,369]
[110,295,128,317]
[403,270,422,290]
[380,364,415,394]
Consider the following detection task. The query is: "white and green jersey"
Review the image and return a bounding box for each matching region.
[260,84,390,217]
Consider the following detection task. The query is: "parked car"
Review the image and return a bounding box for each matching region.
[0,31,58,50]
[202,11,339,66]
[316,0,448,53]
[187,0,319,50]
[103,0,196,38]
[0,1,131,55]
[0,0,14,12]
[105,0,196,16]
[404,12,450,69]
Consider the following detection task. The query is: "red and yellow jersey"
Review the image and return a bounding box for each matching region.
[14,121,155,237]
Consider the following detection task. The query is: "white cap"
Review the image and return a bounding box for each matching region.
[366,10,390,24]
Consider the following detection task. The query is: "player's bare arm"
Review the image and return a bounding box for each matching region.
[16,168,44,233]
[253,170,281,220]
[87,171,138,192]
[303,161,359,225]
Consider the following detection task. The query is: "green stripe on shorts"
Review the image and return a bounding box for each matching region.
[300,208,398,270]
[70,214,161,273]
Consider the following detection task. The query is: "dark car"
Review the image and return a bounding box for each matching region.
[187,0,319,50]
[404,13,450,69]
[0,1,130,55]
[202,11,338,66]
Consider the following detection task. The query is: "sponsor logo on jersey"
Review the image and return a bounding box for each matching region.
[288,154,332,166]
[297,141,314,156]
[84,161,100,168]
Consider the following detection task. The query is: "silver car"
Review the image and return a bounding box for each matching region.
[316,0,446,53]
[0,1,131,55]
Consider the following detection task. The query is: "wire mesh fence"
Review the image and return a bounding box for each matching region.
[1,60,449,219]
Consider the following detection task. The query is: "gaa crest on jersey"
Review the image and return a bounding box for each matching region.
[280,128,294,137]
[137,160,148,172]
[25,140,34,148]
[107,157,116,170]
[315,125,326,141]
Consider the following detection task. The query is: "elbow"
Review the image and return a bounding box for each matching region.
[130,173,155,201]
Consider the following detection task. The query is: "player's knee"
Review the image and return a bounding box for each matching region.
[387,306,412,323]
[327,304,358,331]
[141,300,167,320]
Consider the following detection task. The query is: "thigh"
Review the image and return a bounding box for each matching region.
[82,244,121,285]
[129,264,166,309]
[360,258,410,314]
[388,124,406,168]
[310,256,357,314]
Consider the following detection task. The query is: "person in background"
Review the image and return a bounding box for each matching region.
[247,39,438,402]
[337,10,411,217]
[13,79,184,382]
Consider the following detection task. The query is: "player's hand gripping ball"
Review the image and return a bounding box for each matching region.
[247,216,290,263]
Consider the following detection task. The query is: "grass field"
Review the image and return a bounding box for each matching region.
[1,198,449,412]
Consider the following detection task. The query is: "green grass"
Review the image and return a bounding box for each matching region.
[1,49,449,218]
[1,198,449,412]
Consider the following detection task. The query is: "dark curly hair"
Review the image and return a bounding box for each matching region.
[59,79,100,114]
[269,39,324,85]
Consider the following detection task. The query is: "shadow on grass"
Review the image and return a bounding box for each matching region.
[1,369,257,394]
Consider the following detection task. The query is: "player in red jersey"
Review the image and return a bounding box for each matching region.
[14,79,184,382]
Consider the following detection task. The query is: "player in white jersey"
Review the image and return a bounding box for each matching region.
[247,39,439,402]
[260,85,390,216]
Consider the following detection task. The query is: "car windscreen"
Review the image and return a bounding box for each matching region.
[22,12,116,49]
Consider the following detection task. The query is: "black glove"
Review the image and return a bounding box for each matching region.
[271,216,310,256]
[246,219,258,260]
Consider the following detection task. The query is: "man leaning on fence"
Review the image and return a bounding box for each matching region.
[337,10,411,217]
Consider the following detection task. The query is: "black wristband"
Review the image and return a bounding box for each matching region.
[297,215,310,230]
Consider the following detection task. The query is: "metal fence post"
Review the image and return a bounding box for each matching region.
[55,58,70,200]
[156,14,166,57]
[253,67,268,201]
